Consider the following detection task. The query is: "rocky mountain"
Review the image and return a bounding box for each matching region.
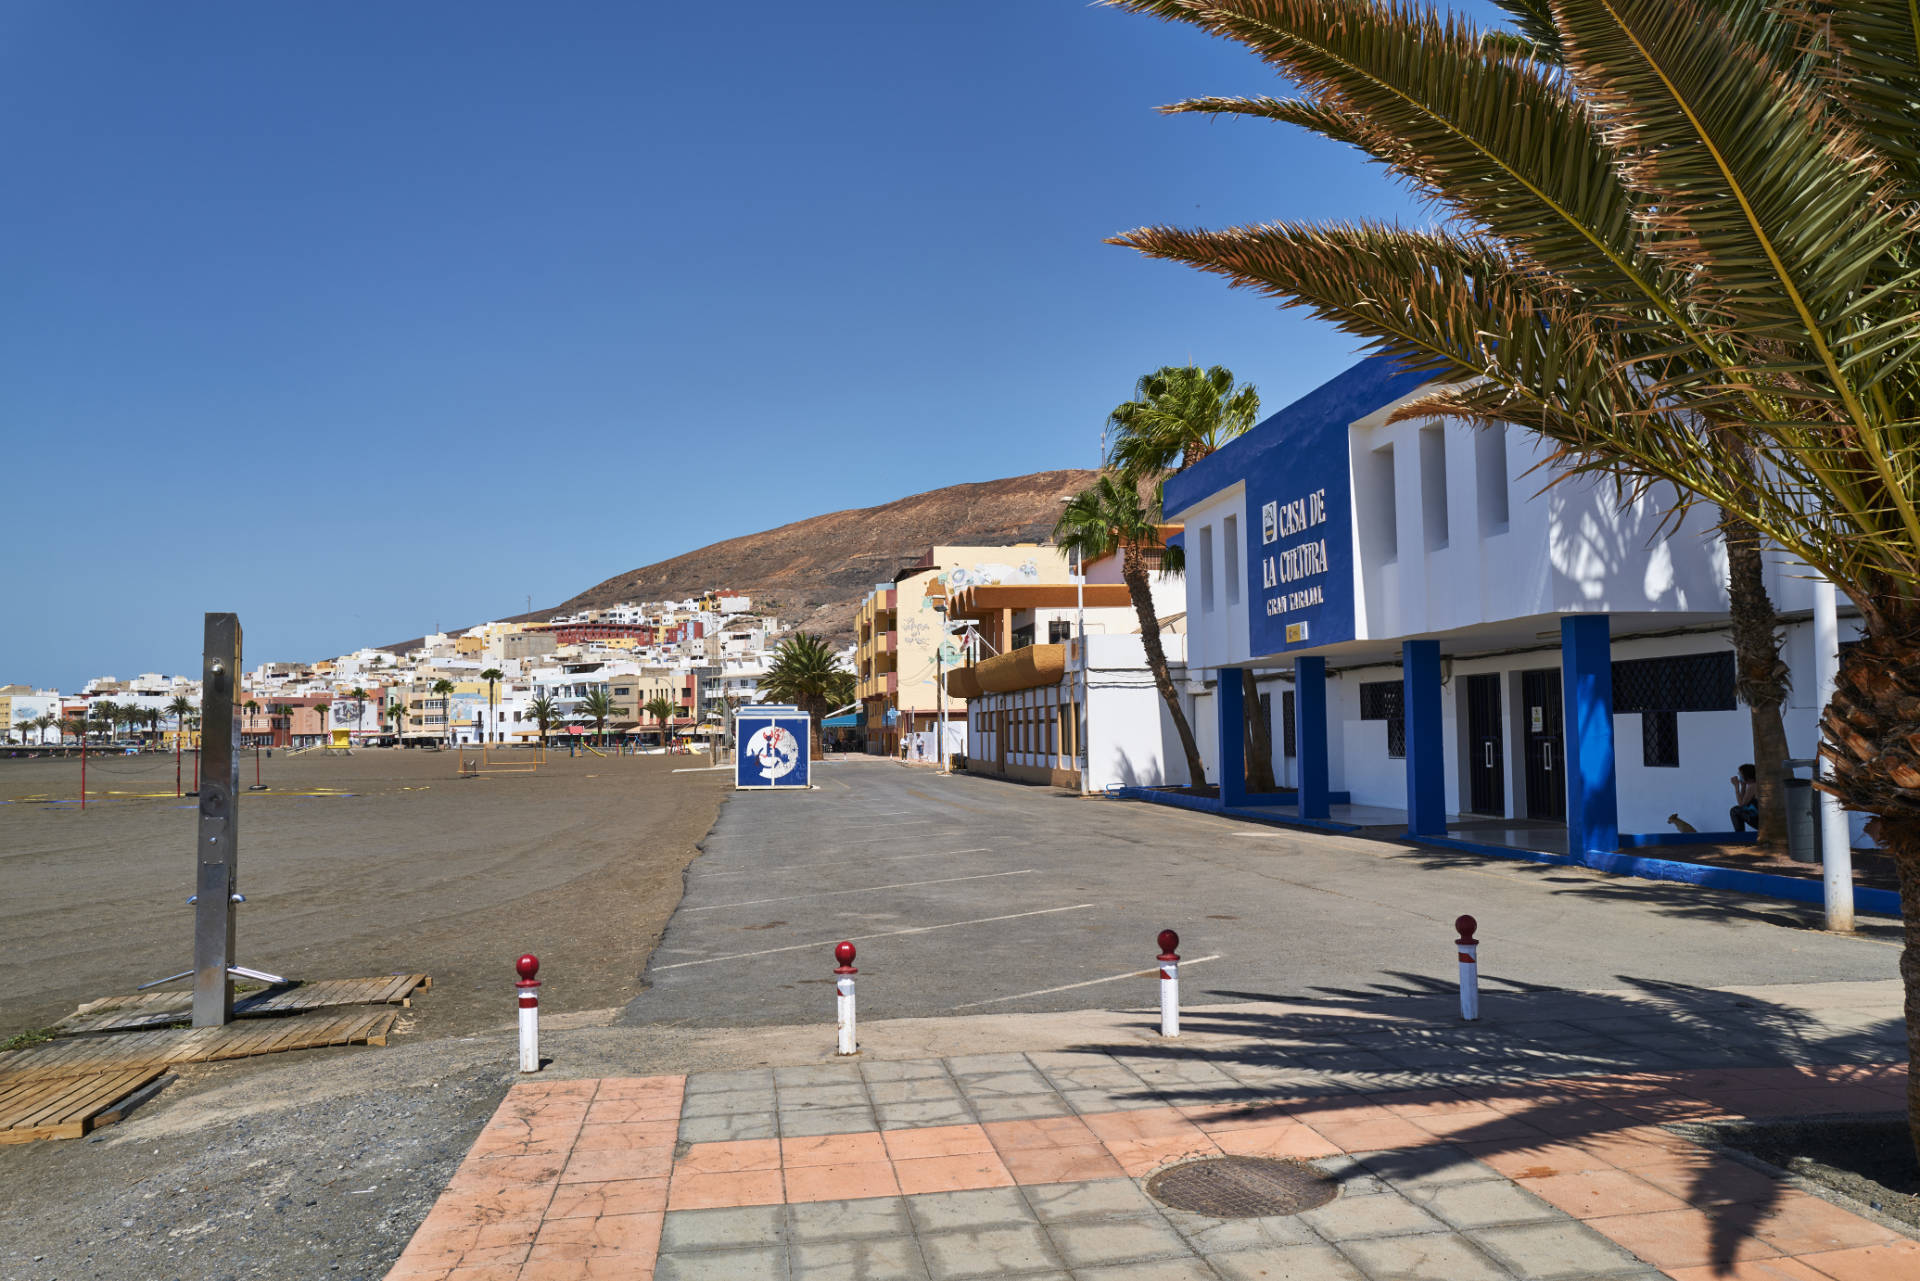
[388,470,1099,651]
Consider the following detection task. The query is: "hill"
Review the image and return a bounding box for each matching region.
[387,469,1099,651]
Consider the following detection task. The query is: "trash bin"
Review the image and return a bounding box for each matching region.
[1782,758,1818,863]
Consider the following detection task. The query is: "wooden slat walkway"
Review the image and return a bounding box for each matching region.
[0,1068,165,1143]
[54,974,431,1035]
[0,1008,399,1085]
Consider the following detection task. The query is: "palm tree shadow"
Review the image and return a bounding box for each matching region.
[1067,974,1905,1276]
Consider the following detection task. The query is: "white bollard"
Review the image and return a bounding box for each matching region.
[1455,916,1480,1021]
[516,953,542,1072]
[833,941,858,1055]
[1157,929,1180,1037]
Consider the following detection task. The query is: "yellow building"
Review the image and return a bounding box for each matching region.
[855,545,1073,755]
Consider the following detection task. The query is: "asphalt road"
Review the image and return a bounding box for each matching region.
[623,760,1899,1029]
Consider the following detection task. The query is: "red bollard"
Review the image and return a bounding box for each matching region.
[517,954,542,1072]
[1157,929,1180,1037]
[1455,916,1480,1021]
[834,941,858,1055]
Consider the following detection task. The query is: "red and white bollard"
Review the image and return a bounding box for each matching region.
[834,941,858,1055]
[1455,916,1480,1022]
[1157,929,1180,1037]
[516,953,542,1072]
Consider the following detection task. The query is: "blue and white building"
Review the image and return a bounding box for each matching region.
[1163,355,1870,854]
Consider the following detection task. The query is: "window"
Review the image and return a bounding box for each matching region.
[1359,680,1406,758]
[1420,426,1449,550]
[1224,514,1241,605]
[1476,424,1510,535]
[1642,708,1679,767]
[1012,624,1035,649]
[1199,524,1216,612]
[1611,652,1736,713]
[1048,620,1073,645]
[1364,445,1397,562]
[1282,689,1296,758]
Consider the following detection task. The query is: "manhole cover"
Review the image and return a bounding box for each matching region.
[1144,1156,1339,1218]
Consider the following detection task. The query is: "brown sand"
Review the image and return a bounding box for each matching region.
[0,746,729,1039]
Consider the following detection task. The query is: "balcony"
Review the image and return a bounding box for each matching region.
[971,644,1068,695]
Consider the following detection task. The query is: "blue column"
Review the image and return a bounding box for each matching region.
[1297,657,1330,819]
[1217,668,1247,807]
[1402,640,1447,837]
[1561,615,1619,856]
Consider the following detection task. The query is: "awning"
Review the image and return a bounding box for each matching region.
[822,713,859,729]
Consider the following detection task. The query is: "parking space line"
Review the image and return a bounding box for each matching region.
[697,849,992,878]
[952,954,1224,1008]
[684,869,1034,911]
[651,905,1096,970]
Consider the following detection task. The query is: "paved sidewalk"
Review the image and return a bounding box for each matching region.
[387,988,1917,1281]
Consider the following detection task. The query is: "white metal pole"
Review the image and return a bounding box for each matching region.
[1813,580,1854,933]
[1157,929,1180,1037]
[1455,916,1480,1021]
[1077,548,1089,792]
[833,941,858,1054]
[936,638,947,772]
[516,954,541,1072]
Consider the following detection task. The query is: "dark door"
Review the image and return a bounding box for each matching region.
[1521,669,1565,821]
[1465,673,1504,815]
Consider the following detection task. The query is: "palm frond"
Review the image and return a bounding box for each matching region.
[1789,0,1920,189]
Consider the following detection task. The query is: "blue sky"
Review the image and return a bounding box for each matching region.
[1,2,1491,689]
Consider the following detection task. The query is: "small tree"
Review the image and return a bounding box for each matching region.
[529,695,562,745]
[577,688,617,747]
[431,679,455,748]
[645,696,679,751]
[760,633,855,752]
[314,701,331,746]
[480,668,504,744]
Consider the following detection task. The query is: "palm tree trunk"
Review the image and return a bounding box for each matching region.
[1242,670,1277,793]
[1725,516,1792,850]
[1123,547,1206,787]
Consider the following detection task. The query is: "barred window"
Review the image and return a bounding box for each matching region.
[1611,652,1735,713]
[1642,708,1679,767]
[1359,680,1406,759]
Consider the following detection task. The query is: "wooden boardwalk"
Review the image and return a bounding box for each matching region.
[54,974,430,1035]
[0,1068,166,1144]
[0,1007,401,1086]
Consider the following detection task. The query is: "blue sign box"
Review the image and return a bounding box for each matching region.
[734,706,811,789]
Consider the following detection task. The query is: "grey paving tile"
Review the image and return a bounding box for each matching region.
[862,1058,950,1082]
[1021,1178,1158,1223]
[791,1236,930,1280]
[786,1195,912,1242]
[1041,1066,1144,1091]
[655,1246,790,1281]
[1062,1088,1162,1114]
[1067,1259,1218,1281]
[1208,1242,1368,1281]
[878,1099,976,1130]
[660,1205,786,1253]
[1339,1232,1509,1281]
[1353,1145,1503,1189]
[685,1068,776,1094]
[780,1082,872,1110]
[1046,1216,1193,1267]
[1408,1180,1564,1230]
[868,1078,964,1105]
[968,1093,1072,1122]
[1160,1209,1318,1254]
[946,1052,1038,1077]
[1469,1220,1652,1280]
[918,1224,1063,1278]
[1025,1050,1117,1071]
[776,1063,865,1087]
[678,1112,780,1143]
[683,1088,778,1117]
[905,1187,1038,1233]
[1298,1190,1447,1241]
[779,1104,879,1136]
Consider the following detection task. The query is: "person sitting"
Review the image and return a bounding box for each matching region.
[1729,763,1759,832]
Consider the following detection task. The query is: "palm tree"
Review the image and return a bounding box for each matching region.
[13,718,33,746]
[1107,364,1276,793]
[313,701,331,747]
[144,706,162,748]
[430,678,455,748]
[528,696,562,746]
[1056,474,1206,789]
[760,633,856,752]
[243,699,259,744]
[644,696,679,751]
[348,687,368,742]
[1107,0,1920,1146]
[385,699,405,742]
[34,714,53,745]
[480,668,504,743]
[90,701,116,744]
[59,715,85,746]
[577,687,617,747]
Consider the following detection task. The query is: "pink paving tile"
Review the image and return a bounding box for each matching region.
[1210,1121,1342,1160]
[1179,1102,1294,1132]
[414,1184,558,1229]
[780,1131,889,1168]
[451,1155,569,1188]
[1661,1258,1831,1281]
[1103,1132,1223,1177]
[997,1142,1127,1184]
[1373,1086,1479,1117]
[1081,1106,1206,1142]
[665,1167,785,1211]
[1748,1195,1897,1256]
[543,1178,669,1220]
[983,1115,1101,1150]
[558,1144,673,1185]
[1518,1167,1692,1218]
[1797,1238,1920,1280]
[1628,1154,1786,1207]
[531,1211,663,1258]
[388,1217,542,1274]
[1568,1126,1700,1168]
[892,1151,1016,1195]
[584,1094,682,1124]
[783,1160,902,1202]
[673,1138,782,1175]
[1307,1116,1439,1153]
[516,1257,640,1280]
[571,1120,677,1152]
[591,1074,684,1099]
[1281,1098,1401,1127]
[388,1263,523,1281]
[1583,1207,1783,1270]
[1407,1108,1546,1142]
[881,1123,995,1160]
[466,1120,581,1161]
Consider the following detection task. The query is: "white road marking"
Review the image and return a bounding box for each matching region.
[685,870,1034,911]
[698,849,993,878]
[952,955,1224,1008]
[651,905,1096,970]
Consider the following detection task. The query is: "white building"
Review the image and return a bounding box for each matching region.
[1164,354,1869,855]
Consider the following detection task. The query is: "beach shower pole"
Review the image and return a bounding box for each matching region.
[193,612,243,1029]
